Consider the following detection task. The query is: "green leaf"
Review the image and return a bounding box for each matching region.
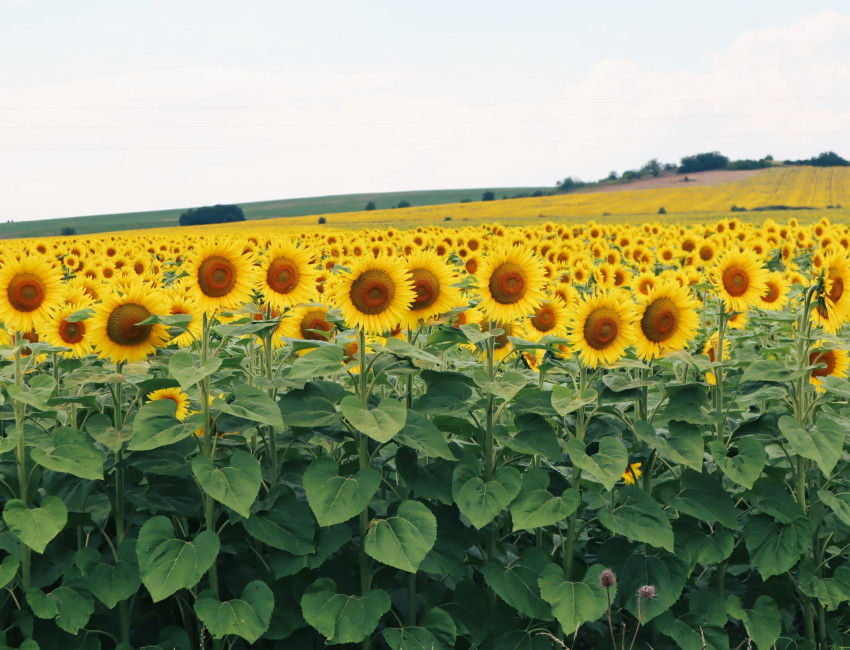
[799,562,850,610]
[396,410,456,460]
[472,369,528,401]
[303,457,381,527]
[129,400,200,451]
[538,563,607,632]
[6,375,55,411]
[381,337,442,365]
[364,500,437,573]
[511,484,579,532]
[566,437,628,492]
[341,395,406,443]
[740,360,793,383]
[192,450,261,518]
[244,490,315,555]
[30,427,103,480]
[744,514,812,580]
[493,631,552,650]
[616,550,689,623]
[168,350,222,389]
[597,486,674,552]
[278,386,340,428]
[382,608,456,650]
[551,386,598,417]
[711,436,765,489]
[453,462,521,529]
[395,447,453,505]
[87,557,141,609]
[662,470,738,528]
[286,346,345,387]
[656,384,710,424]
[215,384,284,429]
[136,515,220,602]
[818,490,850,528]
[27,585,94,634]
[778,415,843,477]
[727,595,781,649]
[300,577,391,645]
[634,420,703,472]
[3,496,67,554]
[0,555,19,589]
[482,547,553,620]
[194,581,274,644]
[85,413,133,452]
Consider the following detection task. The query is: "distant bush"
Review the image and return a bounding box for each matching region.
[482,191,495,201]
[460,198,472,203]
[532,190,546,197]
[59,226,77,236]
[318,216,326,224]
[728,158,772,170]
[785,151,849,167]
[444,216,453,221]
[555,177,586,193]
[730,205,747,212]
[179,204,245,226]
[364,201,376,211]
[396,200,411,209]
[621,170,641,181]
[678,152,730,174]
[658,207,667,214]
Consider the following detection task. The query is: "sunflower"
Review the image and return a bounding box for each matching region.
[332,256,415,334]
[164,289,202,348]
[147,387,190,421]
[622,462,642,485]
[475,244,546,322]
[183,239,257,315]
[757,270,790,311]
[258,240,318,310]
[567,291,636,368]
[478,319,518,363]
[808,342,850,391]
[89,283,170,363]
[525,297,569,342]
[404,250,461,328]
[702,331,730,386]
[41,302,93,358]
[280,305,336,343]
[0,255,64,333]
[711,250,768,312]
[812,250,850,334]
[634,281,699,361]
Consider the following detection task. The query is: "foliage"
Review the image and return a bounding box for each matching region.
[678,151,730,174]
[178,204,246,226]
[786,150,850,167]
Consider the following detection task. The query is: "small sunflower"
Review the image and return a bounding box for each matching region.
[525,297,570,342]
[634,281,699,361]
[0,255,64,333]
[711,250,768,312]
[164,289,202,348]
[147,387,190,421]
[404,250,461,328]
[475,244,546,322]
[812,250,850,334]
[567,291,636,368]
[89,283,170,363]
[332,256,415,334]
[41,302,93,358]
[280,305,336,343]
[183,240,257,315]
[808,342,850,391]
[703,331,730,386]
[622,462,642,485]
[258,241,318,310]
[757,270,790,311]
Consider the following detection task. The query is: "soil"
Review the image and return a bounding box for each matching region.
[577,169,763,194]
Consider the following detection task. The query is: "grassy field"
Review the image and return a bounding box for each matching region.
[0,187,550,239]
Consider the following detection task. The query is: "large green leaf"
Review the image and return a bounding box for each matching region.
[778,415,843,477]
[818,489,850,528]
[244,489,315,555]
[0,555,19,589]
[285,346,345,388]
[482,547,553,620]
[396,410,456,460]
[511,473,579,531]
[6,375,55,411]
[662,470,738,529]
[395,447,453,505]
[191,450,261,518]
[744,515,812,580]
[3,496,67,554]
[364,500,437,573]
[77,541,142,609]
[303,457,381,527]
[300,578,391,645]
[30,426,103,480]
[551,386,598,417]
[136,515,220,602]
[453,462,521,529]
[168,350,222,389]
[215,384,284,429]
[341,395,406,443]
[597,486,674,552]
[566,437,628,491]
[727,595,781,649]
[634,420,703,473]
[616,550,689,622]
[710,436,765,489]
[382,607,457,650]
[537,563,607,632]
[27,585,94,634]
[194,580,274,644]
[471,369,528,401]
[129,400,200,451]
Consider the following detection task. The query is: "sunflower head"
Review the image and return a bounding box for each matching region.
[41,302,93,358]
[332,256,415,335]
[404,250,461,328]
[147,386,191,421]
[525,297,569,342]
[259,241,318,309]
[711,250,768,312]
[476,244,546,322]
[184,240,258,315]
[89,284,170,363]
[0,255,64,333]
[635,281,699,361]
[567,291,636,368]
[808,342,850,391]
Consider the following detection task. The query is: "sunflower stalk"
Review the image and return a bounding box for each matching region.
[356,328,373,650]
[12,335,31,592]
[110,361,131,646]
[262,307,279,488]
[564,360,588,578]
[713,303,727,441]
[198,314,220,606]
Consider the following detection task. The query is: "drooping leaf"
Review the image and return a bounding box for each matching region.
[537,563,607,632]
[597,486,674,552]
[551,386,598,417]
[300,578,391,645]
[727,595,781,649]
[129,400,200,451]
[340,395,406,443]
[191,450,262,519]
[244,489,315,555]
[453,462,521,529]
[30,427,103,480]
[482,547,553,620]
[396,410,456,460]
[744,514,812,580]
[27,585,94,634]
[364,500,437,573]
[778,415,843,477]
[662,470,738,529]
[303,457,381,527]
[566,437,628,491]
[215,384,284,429]
[194,581,274,644]
[710,436,765,489]
[3,496,67,554]
[168,351,222,389]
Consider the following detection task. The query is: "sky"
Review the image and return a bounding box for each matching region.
[1,0,849,221]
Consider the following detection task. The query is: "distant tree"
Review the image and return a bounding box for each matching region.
[397,200,411,208]
[607,171,619,181]
[555,177,586,193]
[641,158,661,177]
[460,198,472,203]
[811,151,849,167]
[179,204,245,226]
[482,191,495,201]
[364,201,376,211]
[532,190,545,197]
[318,216,327,224]
[621,170,641,181]
[658,207,667,214]
[59,226,77,236]
[444,216,453,221]
[678,152,729,174]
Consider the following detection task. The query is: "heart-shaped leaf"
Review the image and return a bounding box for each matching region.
[192,450,262,518]
[453,462,521,529]
[566,437,628,492]
[341,395,406,443]
[300,577,390,644]
[538,563,608,632]
[214,384,283,429]
[3,496,67,554]
[195,580,274,644]
[27,585,94,634]
[30,426,103,480]
[598,486,674,552]
[129,400,200,451]
[169,350,222,389]
[364,500,437,573]
[303,457,381,527]
[244,489,315,555]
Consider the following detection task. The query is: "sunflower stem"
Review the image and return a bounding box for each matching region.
[356,328,373,650]
[713,304,727,441]
[262,318,279,488]
[112,361,131,646]
[12,335,31,592]
[484,322,497,615]
[564,361,588,579]
[199,314,220,603]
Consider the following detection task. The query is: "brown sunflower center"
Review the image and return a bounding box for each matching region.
[410,268,440,311]
[762,281,780,304]
[106,303,153,346]
[465,258,478,274]
[530,304,557,332]
[350,269,395,315]
[641,297,679,343]
[197,256,236,298]
[7,273,46,312]
[583,307,619,350]
[699,245,714,261]
[21,330,38,357]
[488,262,527,305]
[722,266,749,297]
[810,350,837,377]
[134,262,145,275]
[829,277,844,303]
[300,310,334,340]
[267,257,300,294]
[59,320,85,344]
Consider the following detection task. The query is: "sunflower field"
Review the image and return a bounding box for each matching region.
[1,214,850,650]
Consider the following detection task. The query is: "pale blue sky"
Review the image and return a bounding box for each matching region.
[1,1,849,220]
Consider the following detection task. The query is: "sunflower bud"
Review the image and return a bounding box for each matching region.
[599,568,616,587]
[638,584,655,599]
